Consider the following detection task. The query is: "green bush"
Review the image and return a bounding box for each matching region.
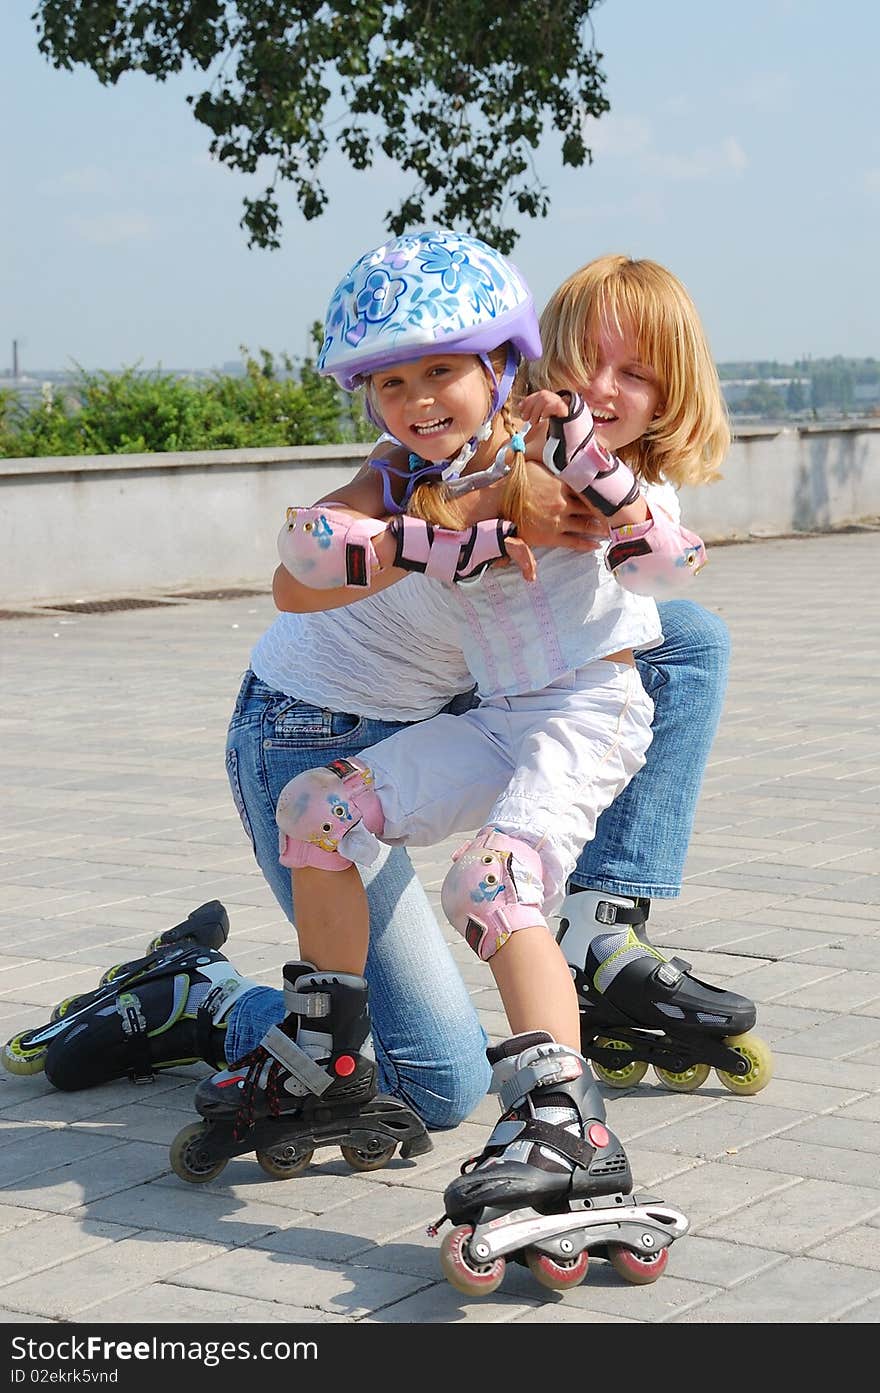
[0,345,374,458]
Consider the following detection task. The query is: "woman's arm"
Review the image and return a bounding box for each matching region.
[519,390,707,594]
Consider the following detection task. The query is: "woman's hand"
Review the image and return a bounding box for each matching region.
[517,456,610,551]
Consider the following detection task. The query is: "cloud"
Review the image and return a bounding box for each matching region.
[726,70,796,113]
[64,213,157,245]
[582,114,653,159]
[863,169,880,197]
[38,165,116,197]
[556,189,667,227]
[650,137,749,181]
[583,114,748,182]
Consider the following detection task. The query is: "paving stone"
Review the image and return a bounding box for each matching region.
[669,1255,880,1322]
[703,1176,880,1251]
[0,1231,226,1319]
[82,1283,347,1324]
[171,1246,430,1319]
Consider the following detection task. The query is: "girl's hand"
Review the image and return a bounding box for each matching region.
[518,388,571,426]
[501,535,538,584]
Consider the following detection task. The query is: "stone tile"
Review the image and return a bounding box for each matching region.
[703,1176,880,1250]
[669,1255,880,1322]
[724,1138,880,1190]
[83,1284,348,1324]
[0,1232,225,1319]
[77,1180,309,1244]
[171,1246,429,1319]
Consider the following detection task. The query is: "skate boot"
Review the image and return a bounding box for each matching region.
[557,889,773,1095]
[433,1032,688,1296]
[169,963,432,1184]
[3,937,251,1089]
[47,900,231,1025]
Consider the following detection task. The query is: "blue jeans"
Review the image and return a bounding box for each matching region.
[224,682,489,1129]
[223,599,729,1125]
[569,598,730,897]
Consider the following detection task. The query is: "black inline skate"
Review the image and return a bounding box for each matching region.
[432,1032,688,1296]
[2,901,245,1087]
[557,889,773,1095]
[169,962,433,1183]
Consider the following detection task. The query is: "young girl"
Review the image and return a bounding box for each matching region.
[187,230,720,1292]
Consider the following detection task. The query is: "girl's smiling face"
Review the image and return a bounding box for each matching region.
[580,320,663,452]
[369,355,492,461]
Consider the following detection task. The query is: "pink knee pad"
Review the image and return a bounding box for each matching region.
[276,758,385,871]
[441,827,548,961]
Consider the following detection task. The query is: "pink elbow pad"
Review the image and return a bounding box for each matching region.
[278,506,387,589]
[543,392,640,517]
[388,515,517,583]
[607,509,707,596]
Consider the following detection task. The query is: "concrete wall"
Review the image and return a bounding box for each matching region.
[3,424,879,605]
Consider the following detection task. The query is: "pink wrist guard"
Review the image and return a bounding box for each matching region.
[388,515,517,583]
[607,507,708,596]
[543,392,640,517]
[278,505,387,589]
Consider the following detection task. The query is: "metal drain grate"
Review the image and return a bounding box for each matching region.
[0,610,49,621]
[40,598,178,614]
[165,587,270,600]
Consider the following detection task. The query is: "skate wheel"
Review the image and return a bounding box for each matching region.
[2,1032,46,1077]
[340,1142,397,1172]
[50,994,85,1024]
[439,1225,506,1296]
[715,1032,774,1096]
[591,1038,648,1088]
[169,1121,227,1184]
[654,1061,711,1092]
[256,1145,314,1179]
[526,1247,589,1291]
[608,1242,669,1285]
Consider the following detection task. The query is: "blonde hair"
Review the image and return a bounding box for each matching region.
[404,344,532,530]
[527,255,730,487]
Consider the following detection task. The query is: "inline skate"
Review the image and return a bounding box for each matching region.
[557,889,773,1095]
[2,901,245,1087]
[170,962,432,1183]
[432,1032,688,1296]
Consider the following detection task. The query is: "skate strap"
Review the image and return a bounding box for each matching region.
[497,1050,584,1111]
[281,988,331,1019]
[260,1025,334,1095]
[655,957,691,987]
[486,1116,596,1169]
[114,994,155,1082]
[593,899,644,927]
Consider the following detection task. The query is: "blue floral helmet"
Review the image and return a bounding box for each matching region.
[317,229,541,483]
[318,228,541,389]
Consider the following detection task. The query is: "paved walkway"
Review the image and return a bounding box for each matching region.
[1,531,879,1326]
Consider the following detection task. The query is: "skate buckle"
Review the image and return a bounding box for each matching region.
[426,1213,449,1237]
[656,960,687,988]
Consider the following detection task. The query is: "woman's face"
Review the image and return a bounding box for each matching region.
[579,319,663,451]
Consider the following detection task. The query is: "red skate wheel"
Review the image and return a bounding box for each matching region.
[608,1242,668,1285]
[526,1248,589,1290]
[439,1224,506,1296]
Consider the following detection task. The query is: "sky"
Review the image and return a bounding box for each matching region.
[2,0,879,373]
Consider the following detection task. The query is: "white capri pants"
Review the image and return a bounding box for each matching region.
[339,660,654,914]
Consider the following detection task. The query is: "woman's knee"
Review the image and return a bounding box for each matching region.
[656,599,730,676]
